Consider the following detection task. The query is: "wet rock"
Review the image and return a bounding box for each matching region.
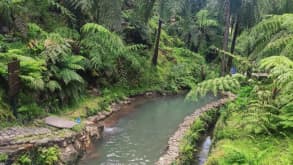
[60,144,79,164]
[145,92,153,96]
[74,140,82,151]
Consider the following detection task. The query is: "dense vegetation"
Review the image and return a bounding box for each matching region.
[0,0,292,164]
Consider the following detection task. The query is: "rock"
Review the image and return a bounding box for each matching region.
[145,92,153,96]
[35,138,50,145]
[85,125,101,139]
[104,111,112,116]
[74,140,82,151]
[88,116,97,123]
[45,116,77,129]
[84,120,95,125]
[60,144,79,164]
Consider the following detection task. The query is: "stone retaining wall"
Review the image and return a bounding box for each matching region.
[0,91,164,165]
[156,93,236,165]
[0,97,128,165]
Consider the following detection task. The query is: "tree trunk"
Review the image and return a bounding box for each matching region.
[221,0,230,76]
[152,19,163,66]
[227,15,240,72]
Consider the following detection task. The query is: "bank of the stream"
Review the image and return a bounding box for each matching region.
[204,87,293,165]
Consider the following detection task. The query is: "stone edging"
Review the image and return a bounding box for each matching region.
[156,93,236,165]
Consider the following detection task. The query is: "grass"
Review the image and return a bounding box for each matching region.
[59,96,101,120]
[206,135,293,165]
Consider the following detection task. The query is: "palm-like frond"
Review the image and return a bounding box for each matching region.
[187,75,244,101]
[260,56,293,95]
[58,68,84,85]
[47,0,76,21]
[46,80,61,92]
[238,14,293,59]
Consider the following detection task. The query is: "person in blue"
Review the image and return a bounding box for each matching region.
[76,117,81,124]
[230,66,237,75]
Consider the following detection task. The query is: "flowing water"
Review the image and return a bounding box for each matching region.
[198,135,212,165]
[80,94,216,165]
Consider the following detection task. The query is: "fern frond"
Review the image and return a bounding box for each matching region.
[259,56,293,70]
[58,68,84,85]
[187,75,244,101]
[46,80,61,92]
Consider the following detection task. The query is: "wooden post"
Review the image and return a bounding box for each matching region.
[152,19,163,66]
[8,58,20,118]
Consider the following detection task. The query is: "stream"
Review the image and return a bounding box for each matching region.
[80,94,216,165]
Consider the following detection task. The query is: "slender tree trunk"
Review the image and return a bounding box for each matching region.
[221,0,230,76]
[152,19,163,66]
[227,15,240,72]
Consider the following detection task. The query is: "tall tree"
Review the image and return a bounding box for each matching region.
[221,0,230,75]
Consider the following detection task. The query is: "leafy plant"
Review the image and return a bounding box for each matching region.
[0,153,8,162]
[187,74,244,101]
[14,154,32,165]
[37,146,60,165]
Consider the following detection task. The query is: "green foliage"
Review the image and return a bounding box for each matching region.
[68,0,122,30]
[80,23,146,87]
[13,146,60,165]
[0,89,14,122]
[38,146,60,165]
[72,123,85,132]
[207,82,293,165]
[237,14,293,59]
[14,154,32,165]
[163,47,205,91]
[0,48,45,90]
[178,108,218,164]
[0,153,8,162]
[187,75,244,101]
[18,103,44,122]
[258,56,293,130]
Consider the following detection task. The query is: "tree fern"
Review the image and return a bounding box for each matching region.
[0,49,45,90]
[279,102,293,129]
[58,68,84,85]
[260,56,293,91]
[257,56,293,131]
[187,75,244,101]
[46,80,61,92]
[237,14,293,60]
[80,23,145,85]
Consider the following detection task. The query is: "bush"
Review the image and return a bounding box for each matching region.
[37,146,60,165]
[18,103,44,122]
[13,146,60,165]
[0,153,8,163]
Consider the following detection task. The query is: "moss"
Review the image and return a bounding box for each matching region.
[0,153,8,162]
[71,123,86,132]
